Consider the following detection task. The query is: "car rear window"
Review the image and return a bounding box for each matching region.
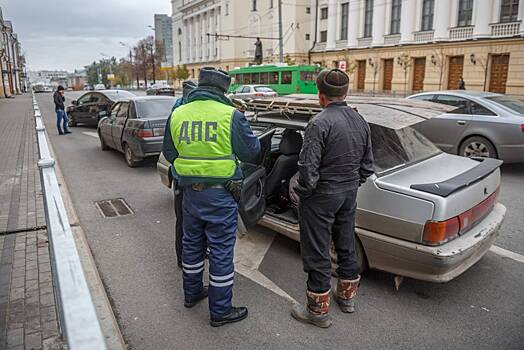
[371,124,441,173]
[254,86,274,92]
[135,99,176,119]
[485,96,524,114]
[104,90,136,100]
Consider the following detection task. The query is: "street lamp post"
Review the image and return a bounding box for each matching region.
[120,42,138,89]
[148,25,157,85]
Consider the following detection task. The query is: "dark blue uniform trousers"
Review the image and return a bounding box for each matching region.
[181,186,237,318]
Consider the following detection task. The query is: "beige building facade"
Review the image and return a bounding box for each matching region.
[171,0,524,97]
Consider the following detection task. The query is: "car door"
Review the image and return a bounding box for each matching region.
[100,103,119,149]
[72,93,93,124]
[234,86,245,98]
[111,102,129,152]
[84,93,104,126]
[413,94,472,153]
[238,128,276,230]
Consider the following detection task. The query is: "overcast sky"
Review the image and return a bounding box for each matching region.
[0,0,172,72]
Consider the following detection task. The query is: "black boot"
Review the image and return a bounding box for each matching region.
[210,307,248,327]
[184,287,208,308]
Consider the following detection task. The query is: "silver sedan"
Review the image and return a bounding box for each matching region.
[408,90,524,163]
[231,85,278,100]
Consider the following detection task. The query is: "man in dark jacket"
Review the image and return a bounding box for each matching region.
[162,80,197,268]
[291,69,374,328]
[53,85,71,135]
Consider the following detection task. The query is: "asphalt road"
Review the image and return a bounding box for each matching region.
[36,91,523,350]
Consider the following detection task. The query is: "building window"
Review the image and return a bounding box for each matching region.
[252,0,257,11]
[364,0,373,37]
[500,0,519,22]
[306,7,311,14]
[320,30,328,42]
[225,3,229,16]
[320,7,328,20]
[390,0,401,34]
[340,3,349,40]
[270,0,273,8]
[305,33,310,40]
[421,0,434,31]
[178,42,182,61]
[178,28,182,36]
[457,0,473,26]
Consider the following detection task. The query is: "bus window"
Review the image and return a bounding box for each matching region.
[300,71,317,82]
[282,71,292,84]
[260,72,269,84]
[270,72,279,84]
[230,74,237,84]
[242,74,251,84]
[251,73,260,84]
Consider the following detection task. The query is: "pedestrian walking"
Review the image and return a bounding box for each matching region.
[291,69,374,328]
[53,85,71,135]
[168,67,260,327]
[458,76,466,90]
[162,80,197,268]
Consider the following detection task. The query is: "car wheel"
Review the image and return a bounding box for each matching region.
[459,136,497,159]
[68,117,77,127]
[99,132,109,151]
[124,144,138,168]
[330,237,367,277]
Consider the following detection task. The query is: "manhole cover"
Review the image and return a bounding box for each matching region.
[95,198,134,218]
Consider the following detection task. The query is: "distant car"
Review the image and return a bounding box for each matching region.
[158,95,507,283]
[94,84,106,91]
[146,84,175,96]
[67,90,136,127]
[97,96,176,167]
[408,91,524,163]
[231,85,278,100]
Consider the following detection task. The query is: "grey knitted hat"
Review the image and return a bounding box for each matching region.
[198,67,231,93]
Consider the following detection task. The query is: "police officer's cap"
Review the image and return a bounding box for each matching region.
[316,69,349,98]
[198,67,231,93]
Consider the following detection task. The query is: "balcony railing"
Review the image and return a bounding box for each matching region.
[490,22,521,37]
[357,37,372,47]
[413,30,434,42]
[449,26,474,40]
[383,34,401,45]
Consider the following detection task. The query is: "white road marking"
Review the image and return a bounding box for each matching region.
[234,230,297,304]
[489,245,524,264]
[82,131,99,138]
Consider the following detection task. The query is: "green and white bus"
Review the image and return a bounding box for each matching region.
[229,64,321,95]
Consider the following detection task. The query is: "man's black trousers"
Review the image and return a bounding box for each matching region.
[174,186,183,267]
[299,189,360,293]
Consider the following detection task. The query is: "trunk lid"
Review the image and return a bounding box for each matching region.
[375,153,502,221]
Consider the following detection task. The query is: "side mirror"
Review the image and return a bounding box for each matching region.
[72,100,79,106]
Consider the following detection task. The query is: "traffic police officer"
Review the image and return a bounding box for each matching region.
[169,67,261,327]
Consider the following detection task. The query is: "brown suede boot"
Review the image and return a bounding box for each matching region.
[291,290,332,328]
[334,275,360,313]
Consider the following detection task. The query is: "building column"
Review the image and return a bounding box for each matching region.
[202,12,208,61]
[433,0,451,40]
[372,0,386,45]
[400,0,416,43]
[347,0,360,47]
[473,0,492,38]
[325,0,337,50]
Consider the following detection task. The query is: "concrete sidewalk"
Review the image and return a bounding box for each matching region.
[0,94,63,350]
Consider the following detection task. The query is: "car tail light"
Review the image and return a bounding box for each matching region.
[422,217,460,246]
[153,128,164,137]
[136,129,154,138]
[424,186,500,245]
[521,124,524,132]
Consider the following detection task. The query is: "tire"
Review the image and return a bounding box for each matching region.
[330,237,367,277]
[459,136,498,159]
[99,133,109,151]
[68,117,77,127]
[124,143,138,168]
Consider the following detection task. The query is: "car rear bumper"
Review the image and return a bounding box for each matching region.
[357,203,506,283]
[498,144,524,163]
[136,136,164,157]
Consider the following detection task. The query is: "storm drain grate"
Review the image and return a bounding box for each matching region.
[95,198,134,218]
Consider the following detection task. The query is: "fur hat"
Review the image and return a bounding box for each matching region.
[315,69,349,98]
[182,80,197,100]
[198,67,231,93]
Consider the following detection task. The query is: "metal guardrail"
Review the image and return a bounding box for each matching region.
[32,94,107,350]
